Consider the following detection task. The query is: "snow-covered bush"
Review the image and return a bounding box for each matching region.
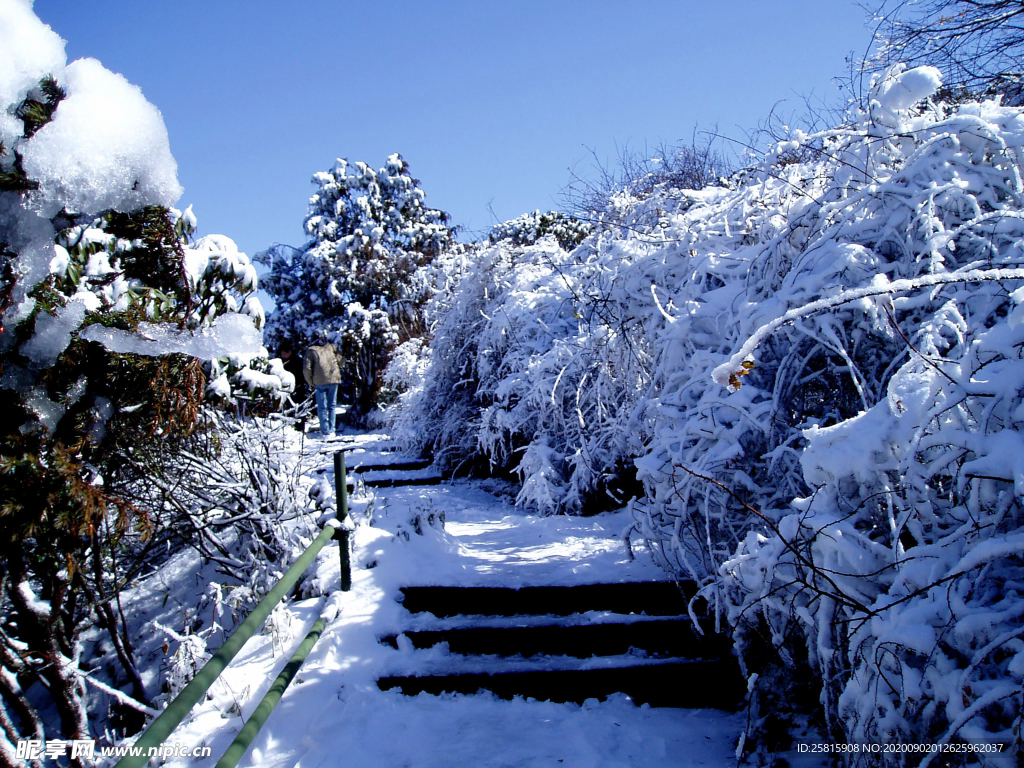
[206,348,296,411]
[868,0,1024,100]
[680,65,1024,760]
[52,208,279,409]
[488,209,592,250]
[116,410,323,725]
[390,225,658,508]
[657,68,1024,756]
[155,622,210,700]
[182,230,262,329]
[562,137,733,218]
[159,411,321,595]
[395,64,1024,759]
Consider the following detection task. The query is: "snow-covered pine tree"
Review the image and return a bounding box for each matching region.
[260,153,454,419]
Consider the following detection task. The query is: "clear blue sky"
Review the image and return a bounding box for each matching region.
[33,0,875,260]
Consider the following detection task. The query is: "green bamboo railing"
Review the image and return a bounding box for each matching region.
[213,613,328,768]
[114,450,351,768]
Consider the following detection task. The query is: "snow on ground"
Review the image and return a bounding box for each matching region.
[137,433,750,768]
[368,484,665,588]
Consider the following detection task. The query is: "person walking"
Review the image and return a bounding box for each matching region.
[303,331,343,438]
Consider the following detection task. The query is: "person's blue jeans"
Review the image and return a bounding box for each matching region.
[314,383,338,436]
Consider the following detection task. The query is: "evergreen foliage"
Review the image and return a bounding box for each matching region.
[0,75,65,193]
[0,15,266,753]
[488,210,592,251]
[0,201,210,754]
[15,75,66,139]
[259,153,454,418]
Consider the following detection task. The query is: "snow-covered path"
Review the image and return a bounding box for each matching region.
[161,434,745,768]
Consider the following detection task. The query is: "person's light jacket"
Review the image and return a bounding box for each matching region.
[304,343,342,386]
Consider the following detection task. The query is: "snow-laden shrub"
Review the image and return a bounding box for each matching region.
[488,209,592,250]
[395,63,1024,758]
[53,210,278,409]
[390,231,654,504]
[688,66,1024,759]
[0,3,269,749]
[168,411,320,588]
[182,230,262,329]
[146,414,323,699]
[154,622,210,699]
[386,243,504,470]
[659,68,1024,757]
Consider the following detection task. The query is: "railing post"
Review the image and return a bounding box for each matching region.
[333,450,351,592]
[333,450,349,520]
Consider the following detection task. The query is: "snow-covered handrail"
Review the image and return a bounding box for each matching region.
[115,451,353,768]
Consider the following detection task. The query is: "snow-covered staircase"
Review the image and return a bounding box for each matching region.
[348,455,444,488]
[334,435,744,713]
[377,582,744,709]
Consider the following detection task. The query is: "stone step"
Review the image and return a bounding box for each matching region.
[377,658,743,709]
[331,442,400,455]
[380,617,728,659]
[337,442,397,454]
[399,582,698,619]
[354,474,445,489]
[350,458,433,473]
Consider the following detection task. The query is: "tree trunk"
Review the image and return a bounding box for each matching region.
[6,554,89,767]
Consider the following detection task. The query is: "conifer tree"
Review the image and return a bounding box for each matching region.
[260,153,454,418]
